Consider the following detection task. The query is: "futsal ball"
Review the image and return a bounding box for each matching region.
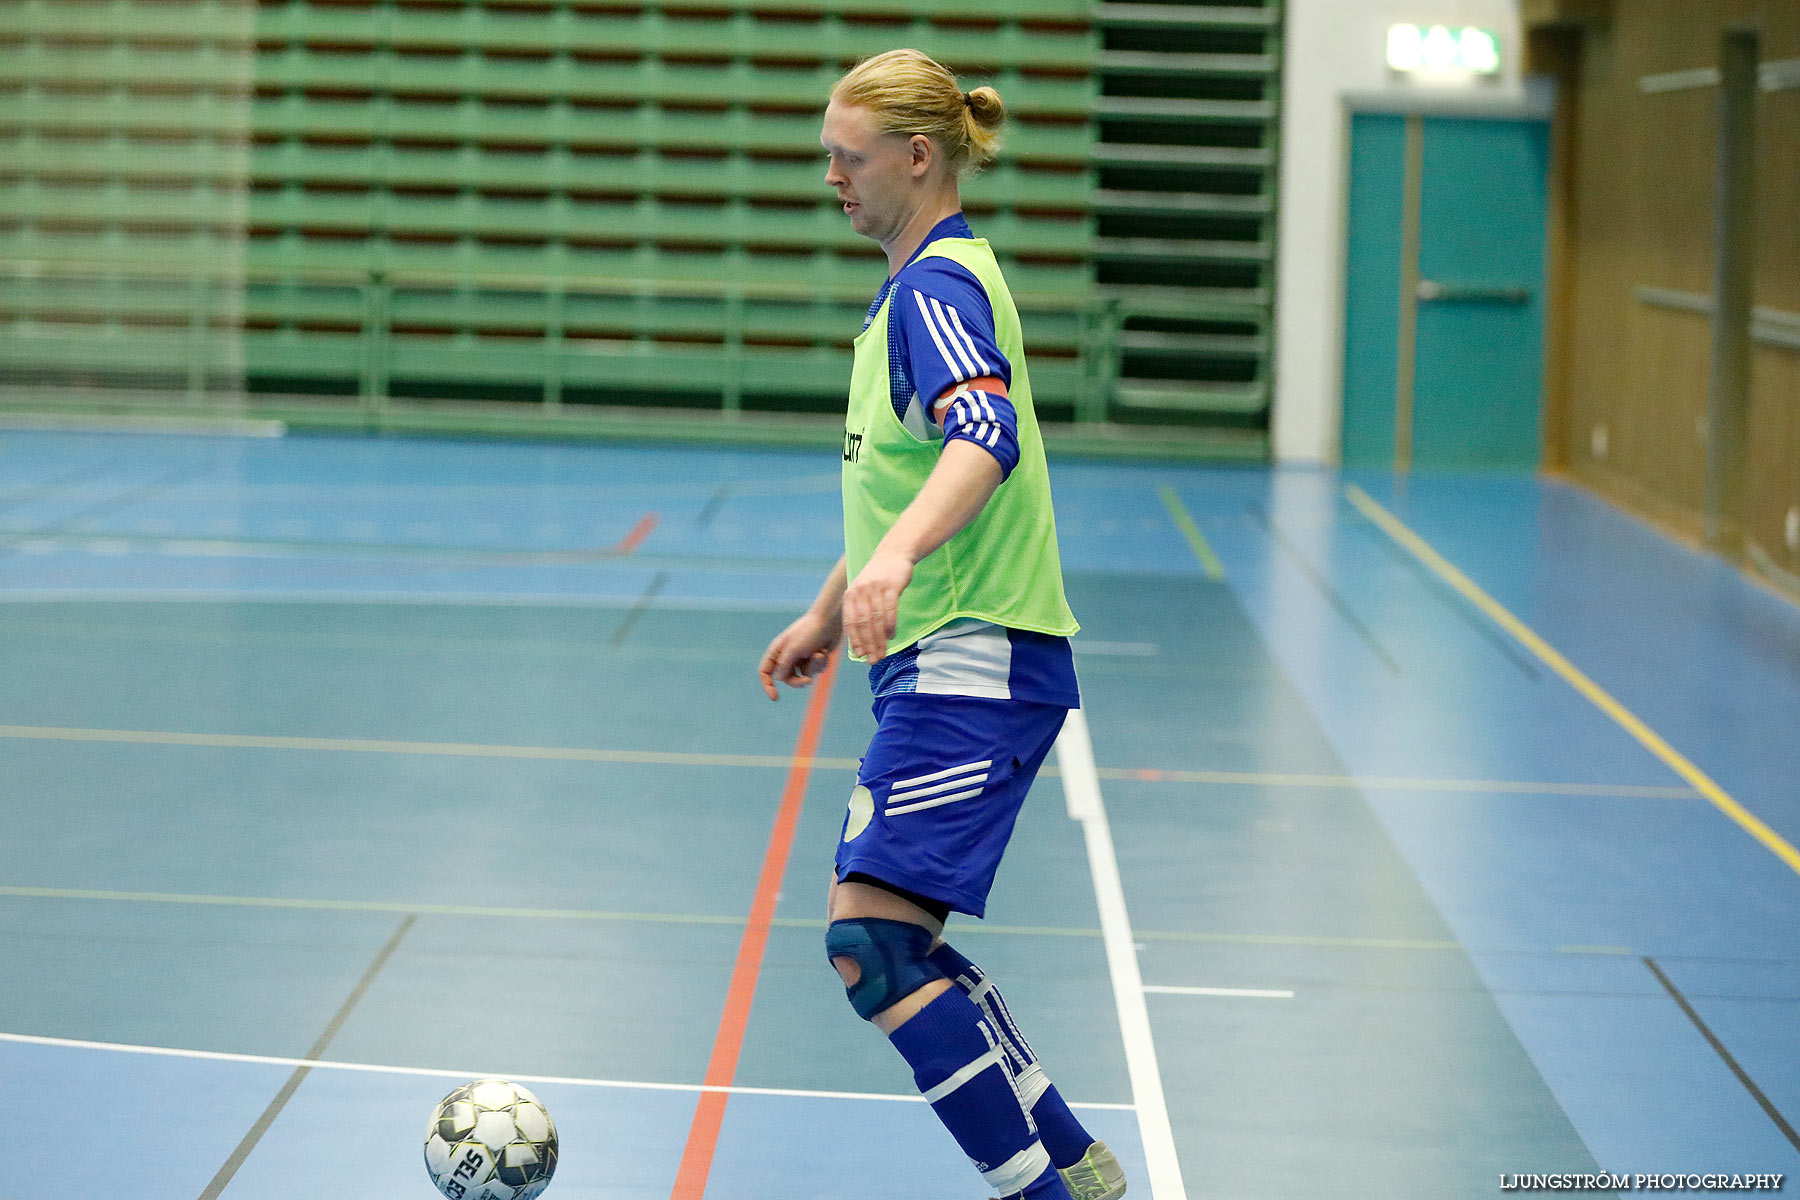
[423,1078,559,1200]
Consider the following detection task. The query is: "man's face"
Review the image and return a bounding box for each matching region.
[821,100,924,247]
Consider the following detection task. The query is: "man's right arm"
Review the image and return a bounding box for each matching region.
[758,556,847,700]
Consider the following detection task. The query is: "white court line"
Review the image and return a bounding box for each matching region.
[1143,985,1296,1000]
[0,413,287,438]
[0,1031,1136,1111]
[1058,707,1188,1200]
[0,590,804,611]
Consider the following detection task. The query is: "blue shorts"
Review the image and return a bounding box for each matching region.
[834,693,1070,919]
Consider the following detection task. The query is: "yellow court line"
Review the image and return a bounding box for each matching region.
[0,884,749,926]
[1346,484,1800,880]
[0,724,861,773]
[0,723,1693,799]
[1094,765,1695,799]
[0,882,1460,951]
[0,883,1655,956]
[1157,485,1226,580]
[1134,928,1460,952]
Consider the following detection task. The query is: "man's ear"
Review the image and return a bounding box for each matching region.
[909,134,934,178]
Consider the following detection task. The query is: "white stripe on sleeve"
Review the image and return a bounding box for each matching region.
[911,290,965,378]
[942,303,991,373]
[926,296,981,377]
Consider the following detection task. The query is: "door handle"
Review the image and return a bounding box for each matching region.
[1416,280,1532,304]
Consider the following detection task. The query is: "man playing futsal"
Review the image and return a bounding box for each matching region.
[758,49,1126,1200]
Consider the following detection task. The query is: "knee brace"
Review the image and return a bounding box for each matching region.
[825,918,945,1021]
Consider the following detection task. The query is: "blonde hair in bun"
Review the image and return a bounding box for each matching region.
[831,49,1006,178]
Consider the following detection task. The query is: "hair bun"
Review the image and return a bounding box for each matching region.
[965,85,1005,128]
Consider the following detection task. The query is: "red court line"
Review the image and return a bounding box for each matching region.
[669,652,840,1199]
[616,512,660,555]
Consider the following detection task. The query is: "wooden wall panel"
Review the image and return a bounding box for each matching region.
[1549,0,1800,575]
[1559,0,1717,532]
[1746,0,1800,579]
[1744,0,1800,579]
[1748,348,1800,577]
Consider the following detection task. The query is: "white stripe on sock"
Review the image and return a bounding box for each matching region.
[980,1141,1054,1194]
[1015,1063,1052,1110]
[920,1046,1006,1104]
[992,991,1039,1066]
[969,983,1032,1074]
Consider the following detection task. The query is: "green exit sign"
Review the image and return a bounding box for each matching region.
[1387,25,1503,75]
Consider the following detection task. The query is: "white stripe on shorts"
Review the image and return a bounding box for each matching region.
[891,758,992,791]
[889,771,990,805]
[886,786,985,816]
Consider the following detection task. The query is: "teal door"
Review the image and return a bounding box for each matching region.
[1342,112,1549,469]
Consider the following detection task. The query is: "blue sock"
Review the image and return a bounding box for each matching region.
[929,942,1096,1171]
[888,988,1070,1199]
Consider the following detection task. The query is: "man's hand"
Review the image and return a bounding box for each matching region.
[842,545,915,664]
[759,607,843,700]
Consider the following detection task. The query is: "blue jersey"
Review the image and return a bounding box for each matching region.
[862,213,1021,479]
[860,214,1078,710]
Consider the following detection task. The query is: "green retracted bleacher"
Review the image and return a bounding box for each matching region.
[1,0,1280,453]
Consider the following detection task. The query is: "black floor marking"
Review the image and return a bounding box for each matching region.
[696,483,732,529]
[196,914,416,1199]
[1347,519,1544,679]
[0,453,132,514]
[42,460,214,533]
[1645,956,1800,1153]
[0,460,214,564]
[610,570,671,647]
[1245,503,1404,676]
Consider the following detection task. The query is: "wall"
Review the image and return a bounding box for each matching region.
[1747,7,1800,585]
[1274,0,1525,464]
[1548,0,1800,582]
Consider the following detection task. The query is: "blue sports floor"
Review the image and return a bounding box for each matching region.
[1,427,1797,1198]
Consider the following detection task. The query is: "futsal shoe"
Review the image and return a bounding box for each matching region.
[1058,1141,1127,1200]
[989,1142,1127,1200]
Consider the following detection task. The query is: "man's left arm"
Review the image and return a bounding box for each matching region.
[841,439,1001,662]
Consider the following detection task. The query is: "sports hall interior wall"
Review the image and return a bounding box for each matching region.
[1272,0,1527,466]
[0,0,1286,460]
[1531,0,1800,588]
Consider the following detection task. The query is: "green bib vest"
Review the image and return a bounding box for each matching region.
[843,235,1079,662]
